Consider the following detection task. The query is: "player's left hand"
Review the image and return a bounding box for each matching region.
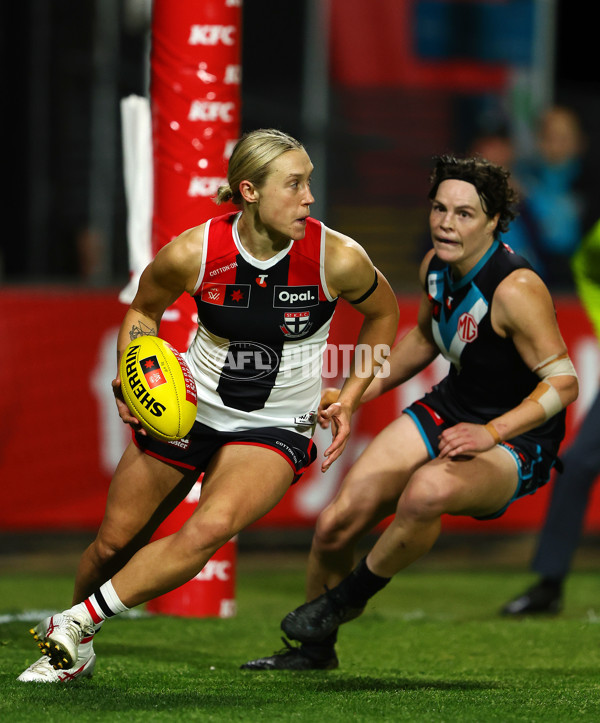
[438,422,497,459]
[318,387,341,428]
[320,401,352,472]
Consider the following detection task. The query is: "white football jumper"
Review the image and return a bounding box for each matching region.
[184,212,338,437]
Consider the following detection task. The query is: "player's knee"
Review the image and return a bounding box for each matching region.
[178,513,235,557]
[400,469,452,521]
[91,533,129,567]
[313,503,361,552]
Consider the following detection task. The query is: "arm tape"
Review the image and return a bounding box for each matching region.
[527,353,578,420]
[532,352,578,381]
[527,381,563,419]
[484,422,502,444]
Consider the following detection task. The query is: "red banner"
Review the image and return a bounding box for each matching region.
[0,289,126,529]
[1,289,598,534]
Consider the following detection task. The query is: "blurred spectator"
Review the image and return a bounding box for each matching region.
[514,106,587,290]
[76,227,106,281]
[501,217,600,616]
[470,125,546,276]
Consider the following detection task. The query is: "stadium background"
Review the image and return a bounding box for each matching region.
[1,0,599,547]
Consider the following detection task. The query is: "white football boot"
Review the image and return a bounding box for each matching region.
[17,649,96,682]
[29,612,97,671]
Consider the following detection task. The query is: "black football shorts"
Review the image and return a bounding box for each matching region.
[133,421,317,484]
[404,389,559,520]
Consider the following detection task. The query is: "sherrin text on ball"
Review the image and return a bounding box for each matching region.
[119,336,198,441]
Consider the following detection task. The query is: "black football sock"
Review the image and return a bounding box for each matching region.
[539,577,563,595]
[329,556,391,609]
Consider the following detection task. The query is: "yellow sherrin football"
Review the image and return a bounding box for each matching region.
[119,336,198,441]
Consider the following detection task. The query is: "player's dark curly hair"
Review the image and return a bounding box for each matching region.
[428,155,518,239]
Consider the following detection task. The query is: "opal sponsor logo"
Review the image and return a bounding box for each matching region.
[274,285,318,307]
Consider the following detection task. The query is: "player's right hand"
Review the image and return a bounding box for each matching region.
[111,376,145,433]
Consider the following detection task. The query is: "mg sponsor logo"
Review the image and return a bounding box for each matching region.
[274,285,319,307]
[457,312,478,342]
[189,100,236,123]
[189,24,236,46]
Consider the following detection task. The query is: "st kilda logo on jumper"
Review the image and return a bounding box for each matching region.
[457,312,479,342]
[281,311,312,337]
[123,345,167,418]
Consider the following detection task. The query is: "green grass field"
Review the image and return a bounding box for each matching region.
[2,548,600,722]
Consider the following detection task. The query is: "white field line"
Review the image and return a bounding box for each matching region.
[0,609,147,624]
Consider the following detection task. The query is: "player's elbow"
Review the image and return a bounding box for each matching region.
[560,374,579,408]
[550,373,579,412]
